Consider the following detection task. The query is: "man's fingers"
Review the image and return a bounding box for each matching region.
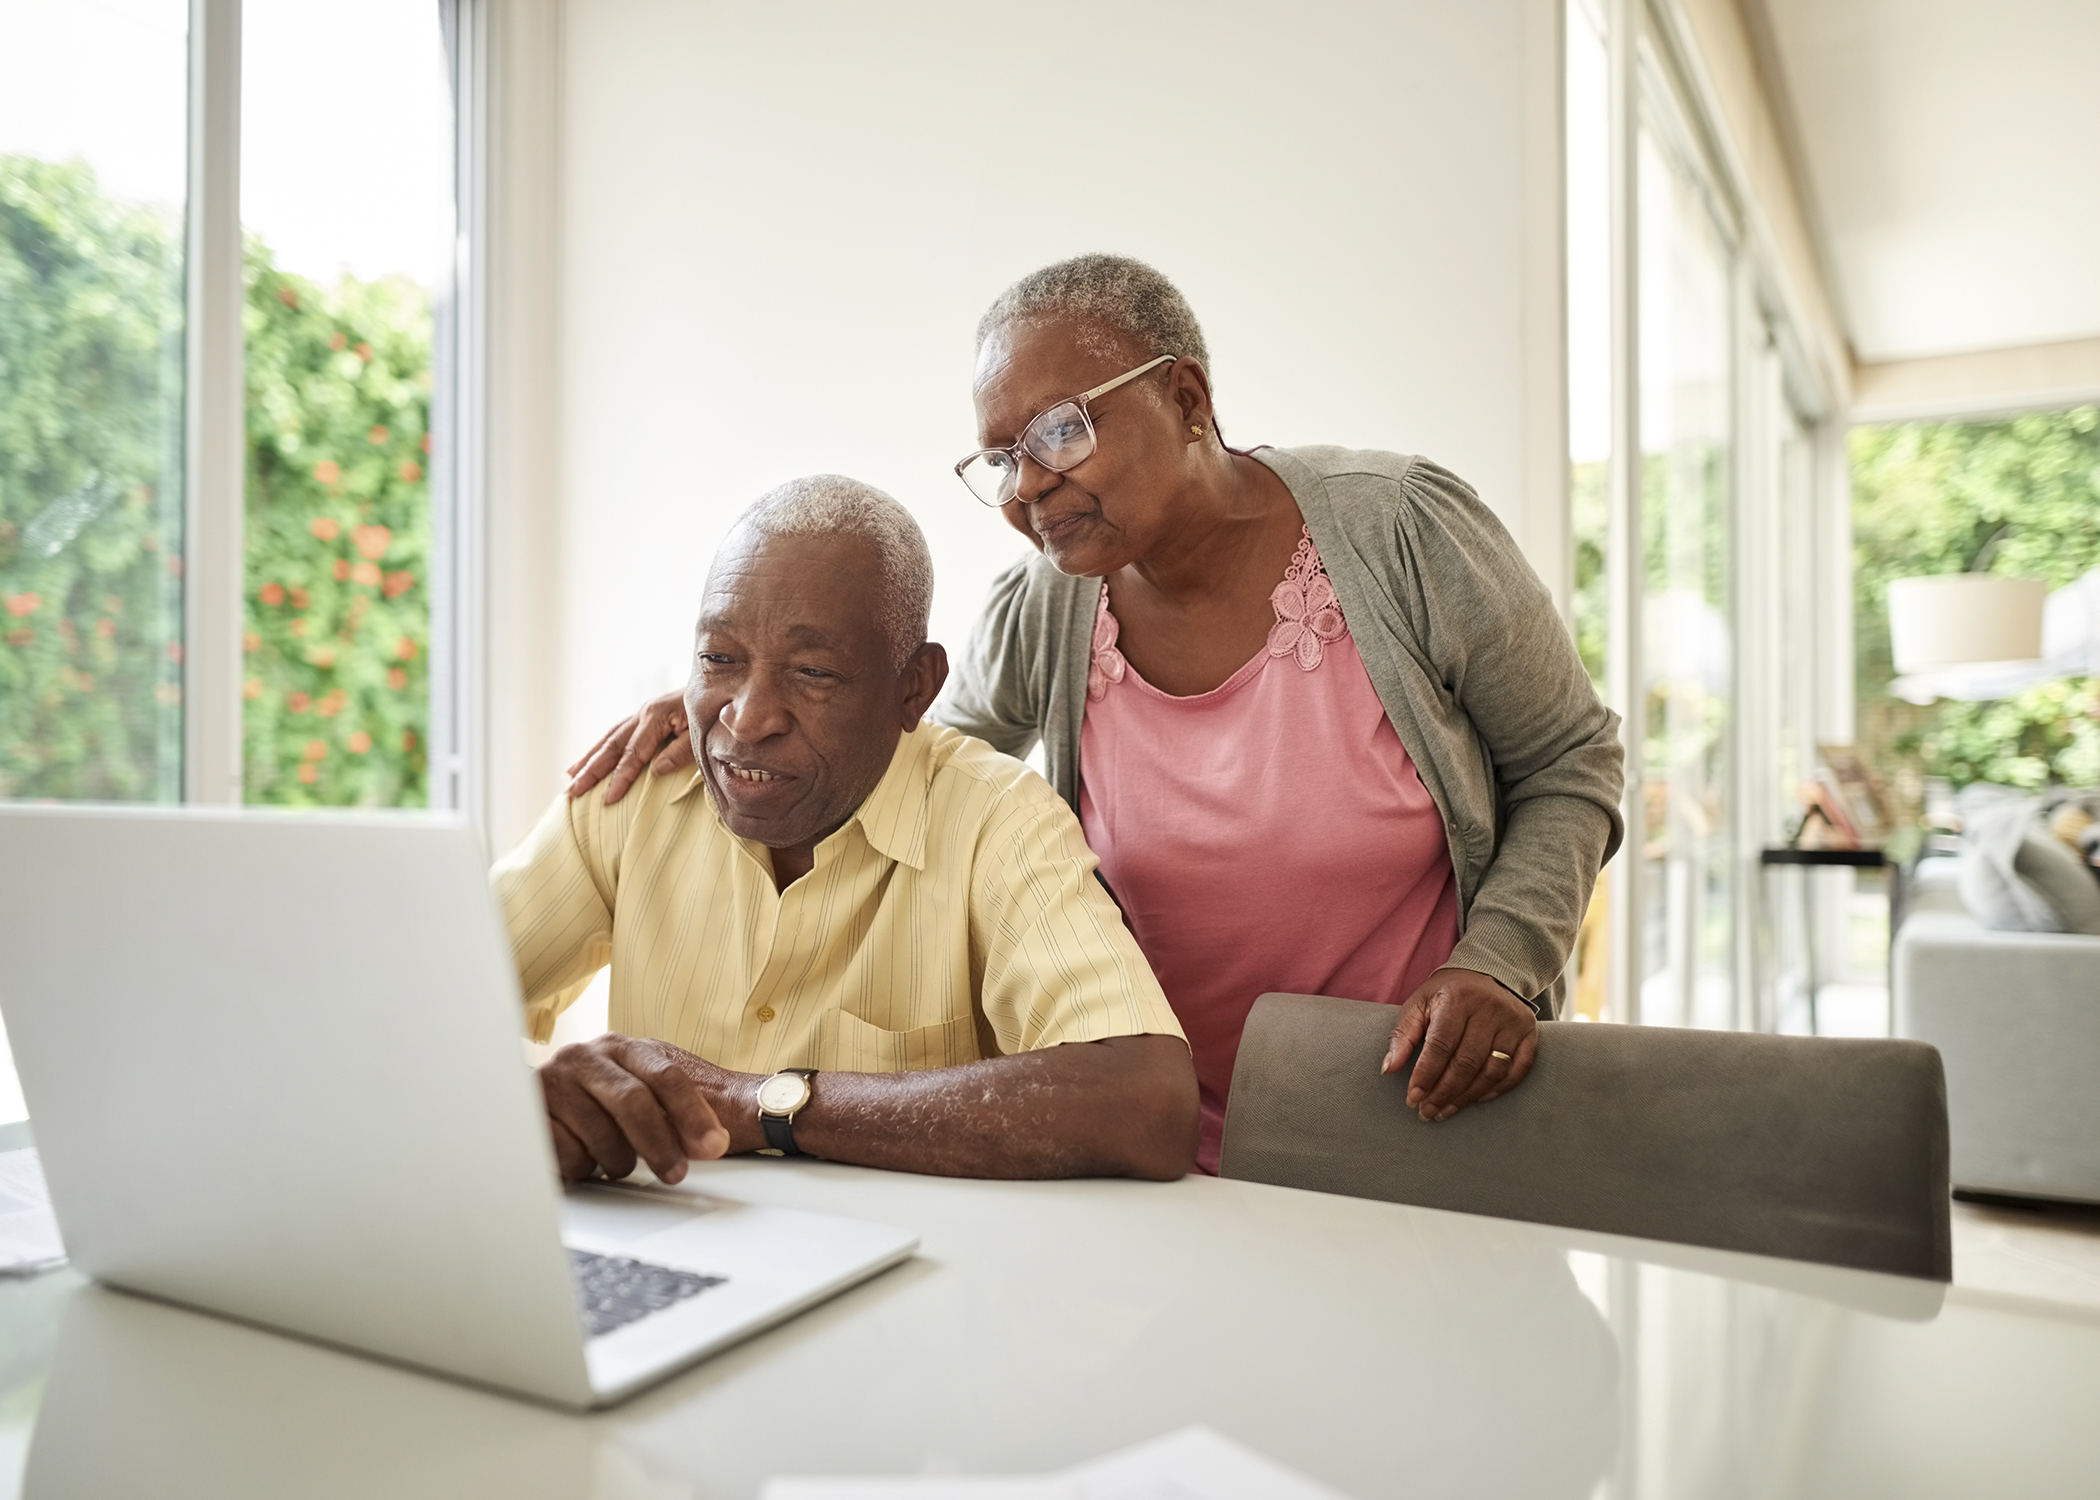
[616,1038,728,1162]
[1448,1036,1519,1112]
[542,1065,639,1181]
[575,1048,697,1183]
[548,1115,596,1183]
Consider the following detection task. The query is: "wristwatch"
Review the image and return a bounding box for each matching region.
[755,1068,818,1157]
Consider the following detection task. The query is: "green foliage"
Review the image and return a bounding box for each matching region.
[1852,407,2100,794]
[1570,458,1607,689]
[0,155,430,806]
[0,156,185,800]
[241,257,429,806]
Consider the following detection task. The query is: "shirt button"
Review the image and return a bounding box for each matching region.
[755,1005,776,1022]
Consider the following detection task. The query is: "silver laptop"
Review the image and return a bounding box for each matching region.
[0,803,918,1409]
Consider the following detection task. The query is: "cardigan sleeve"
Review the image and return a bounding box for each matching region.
[1388,459,1626,1005]
[934,555,1045,760]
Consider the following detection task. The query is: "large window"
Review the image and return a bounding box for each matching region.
[0,1,190,803]
[0,0,475,1125]
[1634,111,1735,1029]
[239,0,454,806]
[1564,0,1835,1032]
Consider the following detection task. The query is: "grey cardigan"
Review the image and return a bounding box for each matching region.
[936,445,1625,1017]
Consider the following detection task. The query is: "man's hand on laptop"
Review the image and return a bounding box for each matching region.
[539,1034,732,1184]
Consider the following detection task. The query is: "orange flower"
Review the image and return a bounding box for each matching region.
[5,628,31,646]
[290,620,307,638]
[288,692,312,713]
[303,740,328,761]
[420,433,432,454]
[328,331,347,351]
[308,646,337,670]
[309,513,339,538]
[382,570,414,599]
[331,558,351,582]
[3,593,40,617]
[354,342,374,362]
[395,635,418,661]
[297,763,319,785]
[352,523,392,561]
[243,632,260,652]
[368,425,389,445]
[315,689,340,712]
[260,582,285,606]
[352,561,381,587]
[402,730,418,751]
[243,678,263,700]
[94,618,116,639]
[312,463,340,488]
[348,730,372,754]
[398,461,422,483]
[290,587,311,609]
[386,667,407,690]
[275,285,299,308]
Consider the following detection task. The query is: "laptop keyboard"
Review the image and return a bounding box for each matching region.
[569,1249,727,1338]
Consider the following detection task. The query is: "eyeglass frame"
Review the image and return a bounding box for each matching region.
[952,353,1179,507]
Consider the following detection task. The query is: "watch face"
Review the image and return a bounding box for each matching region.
[756,1072,810,1116]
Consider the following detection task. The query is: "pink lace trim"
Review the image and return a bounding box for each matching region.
[1267,526,1346,670]
[1088,589,1127,702]
[1087,526,1346,699]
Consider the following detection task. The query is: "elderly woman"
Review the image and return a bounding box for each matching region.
[570,255,1623,1174]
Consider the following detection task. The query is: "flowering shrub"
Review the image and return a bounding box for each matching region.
[241,259,429,806]
[0,155,429,805]
[0,157,185,800]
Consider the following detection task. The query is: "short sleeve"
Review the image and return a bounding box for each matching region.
[966,775,1185,1054]
[490,789,627,1042]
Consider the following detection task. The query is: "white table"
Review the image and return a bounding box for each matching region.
[1,1160,2094,1499]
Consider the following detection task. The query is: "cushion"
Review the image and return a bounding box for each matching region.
[1959,788,2100,935]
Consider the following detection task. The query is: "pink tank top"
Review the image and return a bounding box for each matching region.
[1079,528,1460,1173]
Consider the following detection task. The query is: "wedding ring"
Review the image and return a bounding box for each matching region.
[1490,1050,1512,1061]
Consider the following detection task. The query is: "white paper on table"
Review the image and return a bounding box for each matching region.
[762,1480,1076,1500]
[762,1428,1351,1500]
[1067,1427,1353,1500]
[0,1147,66,1274]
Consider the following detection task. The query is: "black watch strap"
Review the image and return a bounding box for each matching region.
[759,1068,817,1157]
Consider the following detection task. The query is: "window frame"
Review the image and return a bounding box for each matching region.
[176,0,486,826]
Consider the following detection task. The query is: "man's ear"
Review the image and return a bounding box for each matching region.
[899,642,949,729]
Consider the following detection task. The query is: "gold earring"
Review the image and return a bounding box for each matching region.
[1190,423,1205,436]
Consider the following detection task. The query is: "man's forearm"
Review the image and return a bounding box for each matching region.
[715,1034,1198,1181]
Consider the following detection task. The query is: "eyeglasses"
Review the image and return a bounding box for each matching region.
[953,354,1178,507]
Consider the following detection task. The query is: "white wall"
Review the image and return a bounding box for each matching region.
[490,0,1562,849]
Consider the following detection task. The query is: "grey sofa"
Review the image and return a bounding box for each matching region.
[1893,855,2100,1203]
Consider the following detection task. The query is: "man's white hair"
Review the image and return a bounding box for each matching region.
[731,475,934,669]
[975,253,1211,375]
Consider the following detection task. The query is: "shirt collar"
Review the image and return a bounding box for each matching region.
[670,724,933,873]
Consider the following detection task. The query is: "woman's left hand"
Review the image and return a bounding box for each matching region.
[1380,967,1538,1122]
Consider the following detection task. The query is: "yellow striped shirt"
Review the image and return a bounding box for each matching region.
[493,722,1184,1073]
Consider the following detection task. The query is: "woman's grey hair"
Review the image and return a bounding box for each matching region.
[732,475,934,669]
[975,253,1211,374]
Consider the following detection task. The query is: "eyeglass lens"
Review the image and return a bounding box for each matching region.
[959,401,1097,506]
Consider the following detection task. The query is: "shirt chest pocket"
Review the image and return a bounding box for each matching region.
[827,1007,982,1073]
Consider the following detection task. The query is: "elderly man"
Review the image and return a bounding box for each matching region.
[494,476,1197,1183]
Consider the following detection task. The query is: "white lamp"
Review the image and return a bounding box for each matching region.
[1887,575,2046,673]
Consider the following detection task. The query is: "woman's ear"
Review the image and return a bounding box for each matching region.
[1169,358,1215,439]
